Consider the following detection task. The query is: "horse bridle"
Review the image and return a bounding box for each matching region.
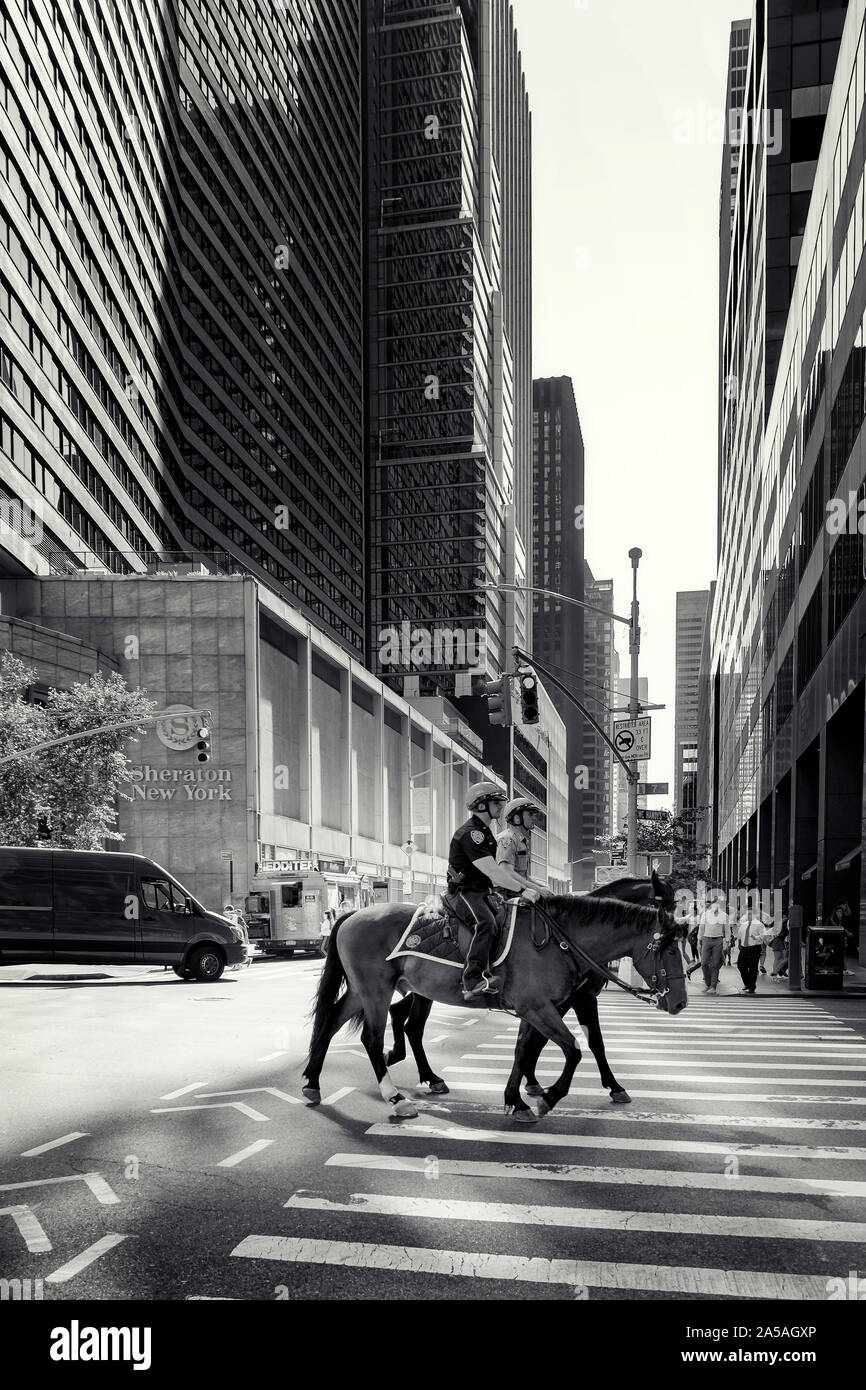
[528,898,678,1008]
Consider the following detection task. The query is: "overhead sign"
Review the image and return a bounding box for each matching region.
[638,782,668,796]
[612,717,651,761]
[636,809,667,821]
[259,860,318,875]
[411,786,431,835]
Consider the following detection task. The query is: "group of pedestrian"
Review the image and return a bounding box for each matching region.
[681,893,789,996]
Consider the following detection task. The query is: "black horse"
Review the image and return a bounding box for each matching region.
[385,873,675,1106]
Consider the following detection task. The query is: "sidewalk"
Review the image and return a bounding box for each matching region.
[690,955,866,999]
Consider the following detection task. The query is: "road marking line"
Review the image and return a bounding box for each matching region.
[152,1102,270,1121]
[323,1153,866,1197]
[0,1204,51,1252]
[437,1080,866,1106]
[365,1121,866,1161]
[442,1066,866,1087]
[218,1140,274,1167]
[474,1046,866,1060]
[257,1051,288,1062]
[160,1082,209,1100]
[285,1190,866,1242]
[428,1035,449,1045]
[462,1019,479,1027]
[21,1132,88,1157]
[45,1234,129,1284]
[425,1099,866,1128]
[322,1087,355,1105]
[228,1235,842,1298]
[0,1173,119,1204]
[196,1087,302,1104]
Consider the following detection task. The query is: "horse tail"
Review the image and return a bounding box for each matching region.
[306,912,364,1062]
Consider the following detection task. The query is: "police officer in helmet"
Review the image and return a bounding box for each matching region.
[449,782,541,998]
[496,798,544,884]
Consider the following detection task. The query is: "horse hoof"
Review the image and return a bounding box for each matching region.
[524,1083,544,1097]
[611,1090,632,1104]
[390,1098,418,1119]
[509,1108,538,1125]
[535,1097,551,1118]
[301,1087,321,1106]
[428,1081,449,1095]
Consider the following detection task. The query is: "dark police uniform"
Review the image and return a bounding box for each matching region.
[448,815,499,988]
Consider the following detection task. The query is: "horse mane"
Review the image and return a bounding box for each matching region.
[538,893,661,934]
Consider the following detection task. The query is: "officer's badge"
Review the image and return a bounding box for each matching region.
[470,830,485,844]
[405,934,422,949]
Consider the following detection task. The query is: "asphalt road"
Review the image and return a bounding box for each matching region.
[1,955,866,1302]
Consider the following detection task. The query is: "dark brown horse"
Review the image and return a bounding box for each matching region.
[302,886,686,1121]
[385,874,676,1121]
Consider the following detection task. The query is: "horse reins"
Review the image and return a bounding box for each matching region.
[527,900,676,1008]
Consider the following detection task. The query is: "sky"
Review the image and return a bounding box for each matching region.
[511,0,746,800]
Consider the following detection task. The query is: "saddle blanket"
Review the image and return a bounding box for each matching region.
[385,896,520,970]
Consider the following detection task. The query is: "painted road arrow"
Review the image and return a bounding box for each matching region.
[152,1101,271,1121]
[0,1204,52,1252]
[195,1087,303,1105]
[0,1172,119,1204]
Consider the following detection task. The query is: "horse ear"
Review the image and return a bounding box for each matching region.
[651,868,663,895]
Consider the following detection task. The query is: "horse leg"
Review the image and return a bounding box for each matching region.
[504,1022,542,1123]
[302,989,363,1104]
[360,998,419,1118]
[401,995,449,1093]
[517,1020,549,1099]
[386,993,412,1067]
[516,1003,582,1117]
[575,995,631,1104]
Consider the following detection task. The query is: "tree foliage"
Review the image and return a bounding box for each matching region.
[596,806,714,888]
[0,652,156,849]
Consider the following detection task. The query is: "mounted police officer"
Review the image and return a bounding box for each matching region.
[496,797,543,884]
[448,782,541,999]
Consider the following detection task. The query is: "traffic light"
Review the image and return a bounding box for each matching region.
[484,675,513,727]
[518,667,539,725]
[195,714,211,762]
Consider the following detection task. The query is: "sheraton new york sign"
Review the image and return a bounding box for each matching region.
[126,765,233,801]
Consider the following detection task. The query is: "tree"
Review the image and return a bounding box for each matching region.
[0,652,156,849]
[596,807,714,889]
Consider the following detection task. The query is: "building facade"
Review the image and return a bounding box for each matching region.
[365,0,532,697]
[1,0,366,654]
[712,0,866,956]
[577,560,616,887]
[531,376,585,869]
[674,590,709,820]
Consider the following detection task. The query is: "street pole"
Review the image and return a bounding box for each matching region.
[627,548,642,878]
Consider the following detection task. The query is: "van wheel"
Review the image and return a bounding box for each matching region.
[188,946,225,982]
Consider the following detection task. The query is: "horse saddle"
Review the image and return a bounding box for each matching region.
[386,891,511,969]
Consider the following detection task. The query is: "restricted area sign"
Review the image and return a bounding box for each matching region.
[612,717,651,761]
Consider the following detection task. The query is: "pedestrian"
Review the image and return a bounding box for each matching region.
[686,914,700,964]
[768,911,788,979]
[696,896,730,995]
[736,903,766,994]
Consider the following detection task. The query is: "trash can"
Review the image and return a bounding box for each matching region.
[801,925,846,993]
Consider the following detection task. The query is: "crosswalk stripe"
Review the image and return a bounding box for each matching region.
[218,1140,274,1168]
[477,1044,866,1058]
[365,1120,866,1161]
[443,1066,866,1087]
[422,1100,866,1129]
[433,1080,866,1105]
[284,1190,866,1242]
[228,1235,842,1298]
[323,1152,866,1197]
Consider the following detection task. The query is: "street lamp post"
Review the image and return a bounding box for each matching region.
[627,549,642,879]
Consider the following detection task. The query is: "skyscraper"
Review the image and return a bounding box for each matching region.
[579,561,616,886]
[712,0,865,956]
[1,0,366,654]
[365,0,532,697]
[674,590,709,821]
[532,376,585,866]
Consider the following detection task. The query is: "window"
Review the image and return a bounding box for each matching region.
[0,854,51,908]
[54,871,132,911]
[141,878,186,913]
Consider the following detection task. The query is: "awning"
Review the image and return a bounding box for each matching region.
[801,861,818,882]
[835,846,862,873]
[322,872,362,887]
